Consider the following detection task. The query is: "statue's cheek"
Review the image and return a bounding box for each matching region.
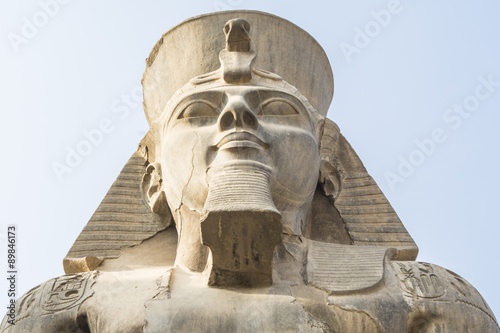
[161,128,211,212]
[270,130,319,197]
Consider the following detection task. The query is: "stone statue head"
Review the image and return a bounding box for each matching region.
[64,11,417,283]
[146,19,323,231]
[139,15,333,284]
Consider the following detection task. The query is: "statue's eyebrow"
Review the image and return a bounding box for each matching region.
[248,89,302,103]
[249,90,307,113]
[170,91,225,118]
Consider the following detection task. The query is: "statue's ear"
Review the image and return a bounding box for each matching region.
[141,162,170,216]
[317,118,343,200]
[319,160,342,200]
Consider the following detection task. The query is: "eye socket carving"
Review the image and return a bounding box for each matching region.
[177,101,219,119]
[259,99,299,116]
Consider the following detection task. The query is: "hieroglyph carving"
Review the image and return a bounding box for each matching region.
[393,262,445,298]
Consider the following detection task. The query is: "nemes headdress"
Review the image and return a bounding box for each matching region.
[64,11,417,274]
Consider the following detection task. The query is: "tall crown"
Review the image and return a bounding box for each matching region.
[142,11,335,126]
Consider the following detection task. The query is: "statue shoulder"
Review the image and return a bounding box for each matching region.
[389,261,499,332]
[0,271,97,333]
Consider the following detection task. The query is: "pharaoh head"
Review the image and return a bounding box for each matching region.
[138,13,335,282]
[63,11,417,279]
[142,13,334,229]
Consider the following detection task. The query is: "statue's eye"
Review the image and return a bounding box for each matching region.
[259,99,299,116]
[178,101,218,119]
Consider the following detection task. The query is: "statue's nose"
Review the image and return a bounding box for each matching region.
[217,97,258,132]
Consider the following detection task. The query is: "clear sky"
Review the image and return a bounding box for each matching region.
[1,0,499,319]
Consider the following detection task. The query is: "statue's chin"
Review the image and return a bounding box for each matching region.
[200,161,283,287]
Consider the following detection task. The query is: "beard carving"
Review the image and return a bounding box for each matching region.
[201,161,282,287]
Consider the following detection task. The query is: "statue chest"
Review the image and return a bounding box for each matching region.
[144,288,328,332]
[139,268,406,333]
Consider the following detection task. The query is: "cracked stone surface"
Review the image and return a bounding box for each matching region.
[2,10,498,333]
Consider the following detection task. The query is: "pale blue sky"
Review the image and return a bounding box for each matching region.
[1,0,499,318]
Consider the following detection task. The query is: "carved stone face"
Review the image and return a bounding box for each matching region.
[160,84,320,233]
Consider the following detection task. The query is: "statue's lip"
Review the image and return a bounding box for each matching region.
[216,131,268,150]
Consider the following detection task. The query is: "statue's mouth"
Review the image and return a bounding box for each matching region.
[216,131,268,150]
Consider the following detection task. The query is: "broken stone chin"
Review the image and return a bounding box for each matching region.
[201,161,282,287]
